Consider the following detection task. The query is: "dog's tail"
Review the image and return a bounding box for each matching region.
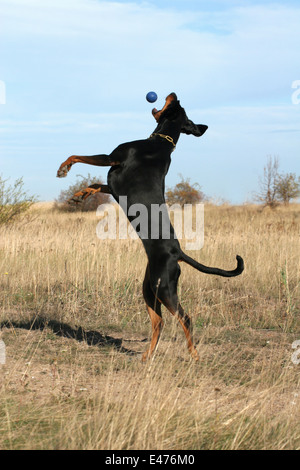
[179,252,244,277]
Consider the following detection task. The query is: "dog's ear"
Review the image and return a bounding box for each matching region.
[181,119,208,137]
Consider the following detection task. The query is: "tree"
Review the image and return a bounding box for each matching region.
[255,156,280,208]
[55,174,110,212]
[275,173,300,205]
[165,175,205,206]
[0,176,36,225]
[255,156,300,208]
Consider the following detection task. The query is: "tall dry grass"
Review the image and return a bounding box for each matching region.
[0,202,299,449]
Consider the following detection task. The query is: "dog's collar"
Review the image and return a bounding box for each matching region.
[149,133,176,151]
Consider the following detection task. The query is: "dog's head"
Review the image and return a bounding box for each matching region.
[152,93,208,137]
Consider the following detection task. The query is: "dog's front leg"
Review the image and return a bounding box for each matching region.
[68,183,111,204]
[56,154,119,178]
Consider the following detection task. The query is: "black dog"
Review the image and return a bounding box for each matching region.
[57,93,244,360]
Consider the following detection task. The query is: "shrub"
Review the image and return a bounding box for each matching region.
[275,173,300,205]
[0,176,36,225]
[254,156,300,208]
[166,175,205,206]
[55,174,111,212]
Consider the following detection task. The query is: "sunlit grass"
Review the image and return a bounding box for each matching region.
[0,202,299,449]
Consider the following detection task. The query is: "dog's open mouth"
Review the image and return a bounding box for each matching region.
[152,93,177,122]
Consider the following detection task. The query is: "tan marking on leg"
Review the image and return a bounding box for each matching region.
[165,302,199,361]
[142,305,164,361]
[68,186,102,204]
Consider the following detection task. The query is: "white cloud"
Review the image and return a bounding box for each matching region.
[0,0,194,37]
[2,0,299,110]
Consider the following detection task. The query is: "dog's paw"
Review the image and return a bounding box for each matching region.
[57,163,72,178]
[68,194,83,204]
[57,166,68,178]
[68,187,97,205]
[187,346,199,362]
[70,188,100,203]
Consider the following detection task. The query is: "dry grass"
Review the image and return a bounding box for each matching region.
[0,202,299,449]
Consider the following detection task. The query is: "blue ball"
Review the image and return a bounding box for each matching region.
[146,91,157,103]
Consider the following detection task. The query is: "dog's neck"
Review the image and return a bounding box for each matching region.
[152,116,183,147]
[149,133,176,151]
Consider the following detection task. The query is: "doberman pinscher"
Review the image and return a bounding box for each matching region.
[57,93,244,361]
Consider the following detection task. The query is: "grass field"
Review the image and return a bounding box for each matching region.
[0,202,299,450]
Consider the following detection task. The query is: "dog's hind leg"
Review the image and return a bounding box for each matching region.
[150,261,199,361]
[142,264,164,361]
[170,301,199,361]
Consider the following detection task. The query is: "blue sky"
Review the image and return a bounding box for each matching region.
[0,0,300,204]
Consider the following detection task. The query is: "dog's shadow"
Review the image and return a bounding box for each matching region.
[0,318,142,356]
